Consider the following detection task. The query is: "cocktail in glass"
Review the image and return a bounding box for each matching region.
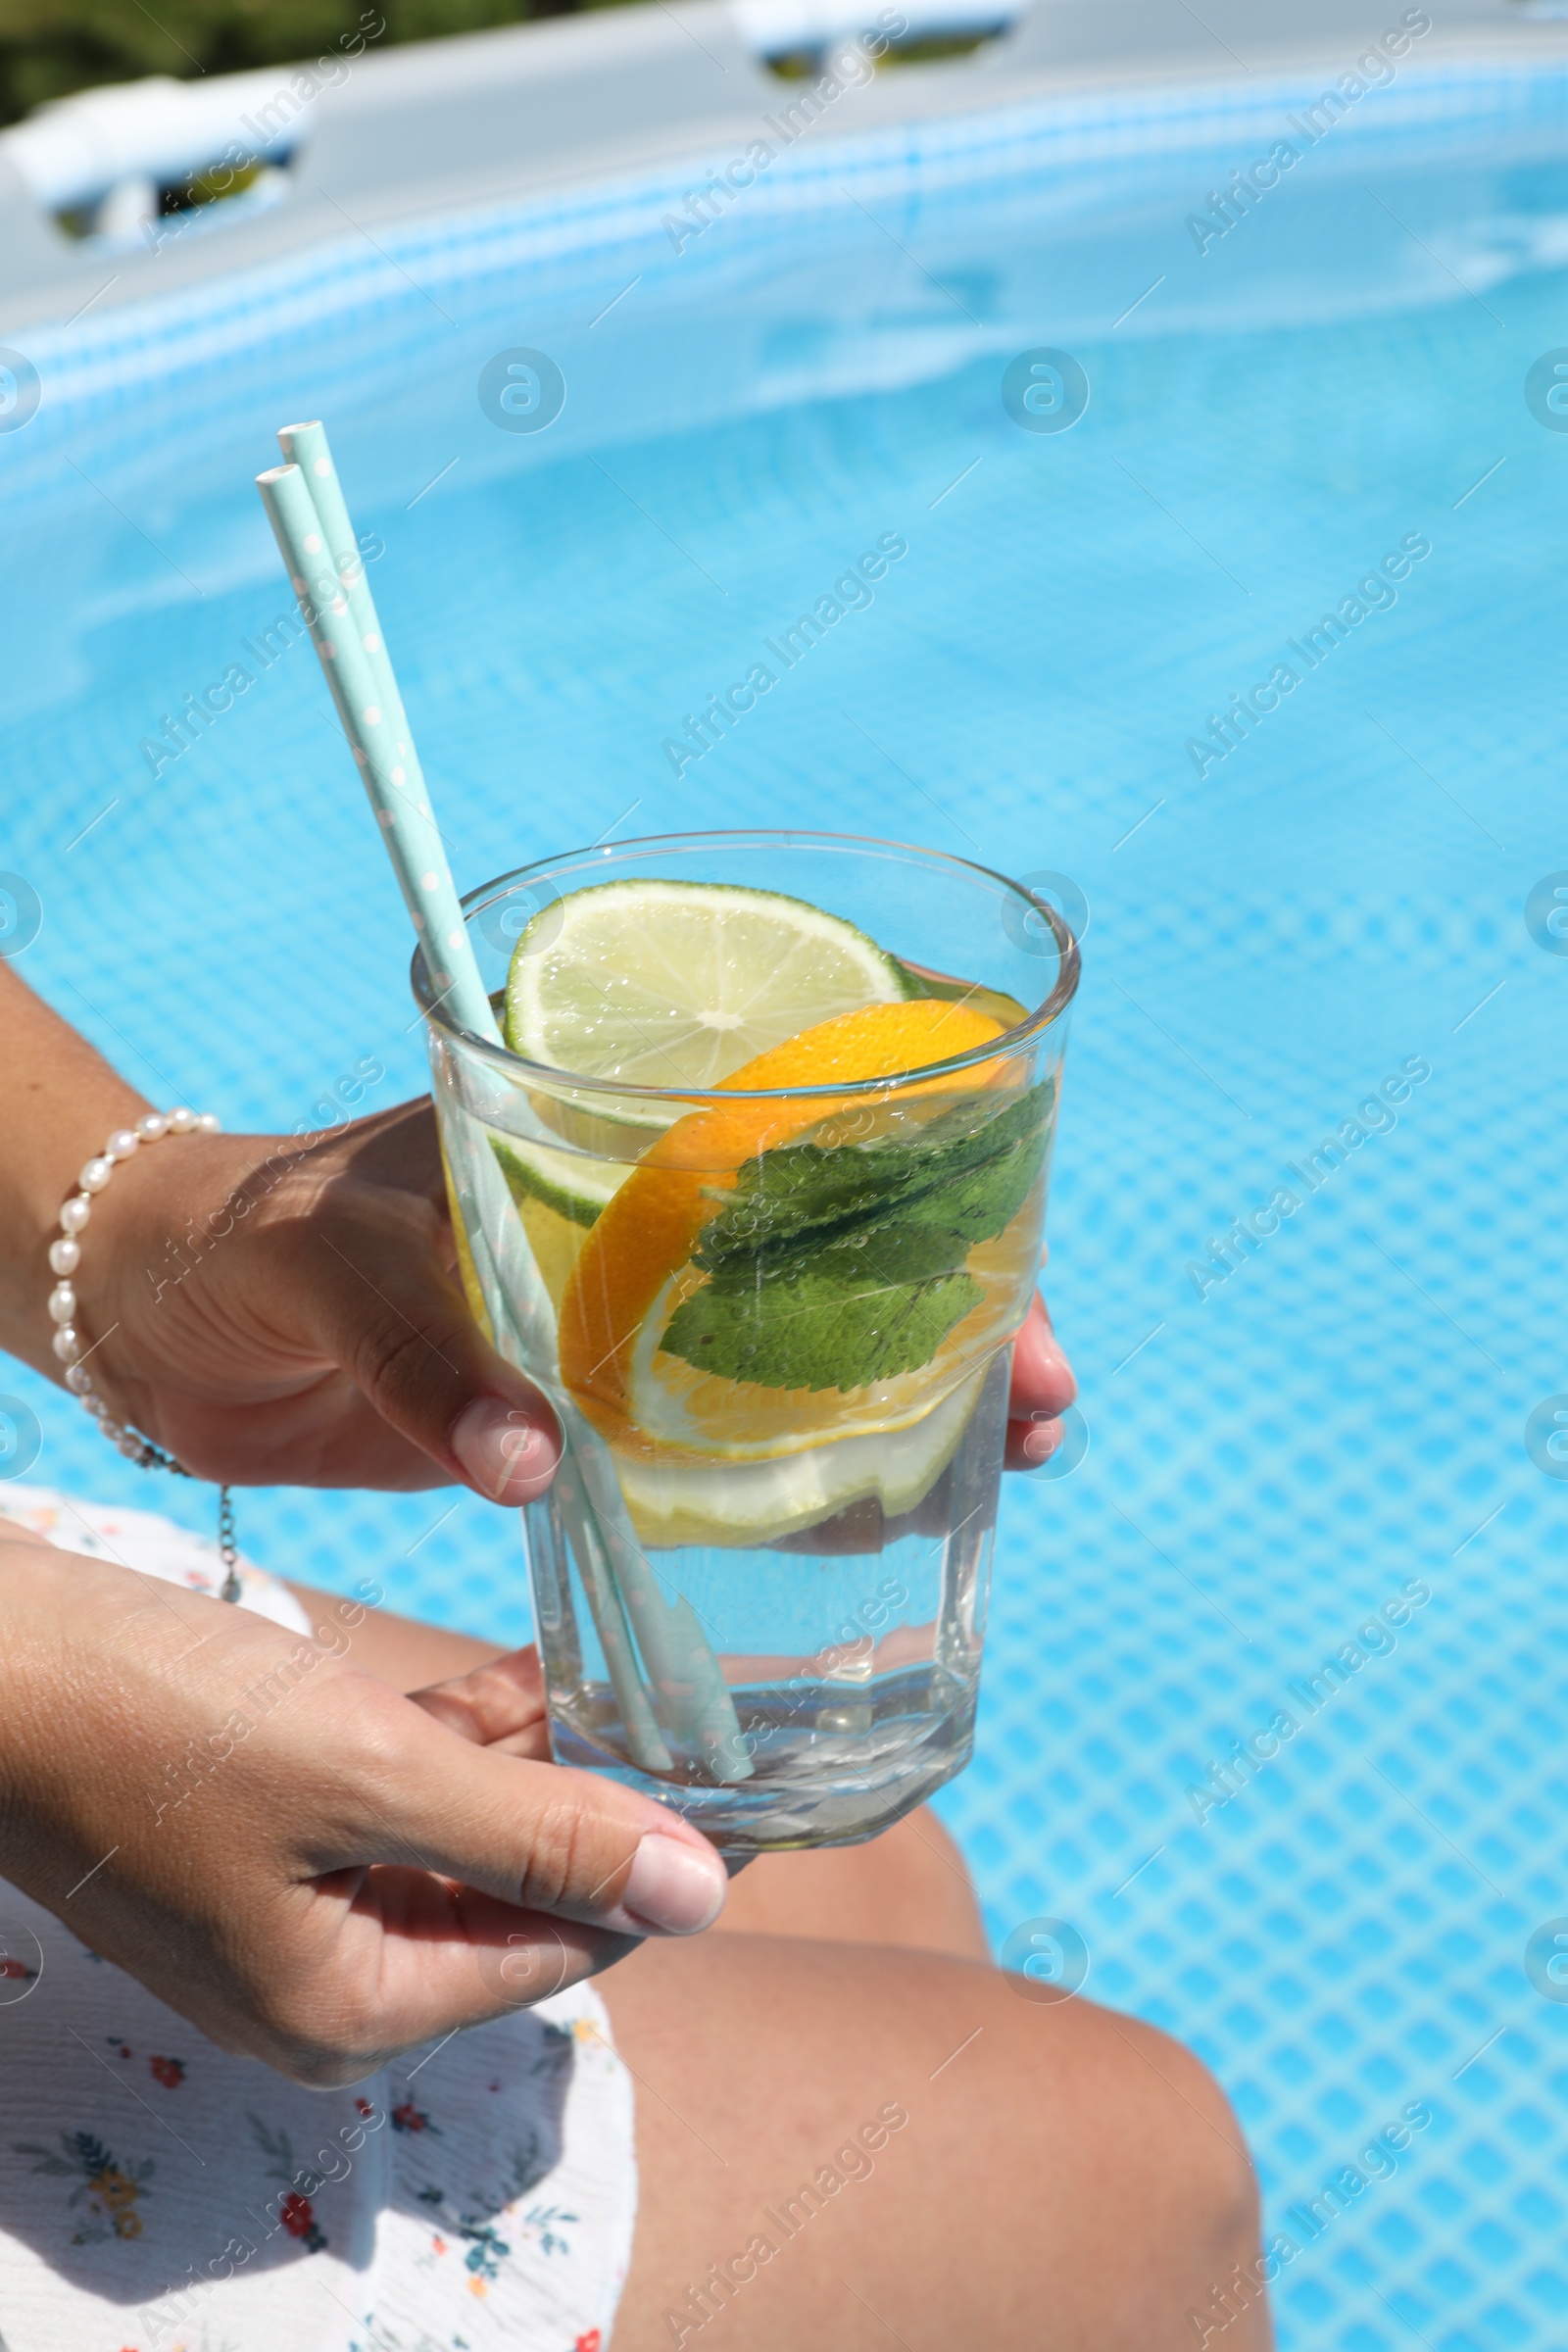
[416,831,1078,1851]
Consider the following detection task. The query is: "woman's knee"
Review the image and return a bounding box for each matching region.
[921,1986,1265,2347]
[708,1806,988,1957]
[1094,2008,1262,2259]
[606,1939,1267,2349]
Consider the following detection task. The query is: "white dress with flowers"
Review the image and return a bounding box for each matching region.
[0,1487,637,2352]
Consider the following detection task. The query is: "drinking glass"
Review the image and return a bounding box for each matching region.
[415,830,1078,1851]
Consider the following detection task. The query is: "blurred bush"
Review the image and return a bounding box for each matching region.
[0,0,630,128]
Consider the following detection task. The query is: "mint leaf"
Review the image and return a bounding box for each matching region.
[897,1102,1052,1250]
[693,1079,1055,1273]
[662,1260,985,1392]
[660,1080,1054,1394]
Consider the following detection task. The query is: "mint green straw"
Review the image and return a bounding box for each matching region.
[254,448,498,1043]
[256,424,748,1787]
[566,1410,754,1784]
[275,420,412,757]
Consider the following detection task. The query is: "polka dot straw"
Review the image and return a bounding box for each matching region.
[255,430,499,1042]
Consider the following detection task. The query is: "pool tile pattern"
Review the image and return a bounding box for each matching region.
[7,67,1568,2345]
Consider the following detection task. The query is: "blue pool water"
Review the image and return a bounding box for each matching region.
[7,49,1568,2346]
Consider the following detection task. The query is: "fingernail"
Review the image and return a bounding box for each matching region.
[1022,1423,1061,1464]
[621,1834,727,1936]
[451,1396,557,1501]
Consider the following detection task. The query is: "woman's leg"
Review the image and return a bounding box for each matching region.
[710,1809,988,1959]
[287,1579,506,1688]
[295,1585,1265,2337]
[602,1936,1270,2352]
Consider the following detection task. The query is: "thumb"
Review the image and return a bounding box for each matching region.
[306,1215,561,1503]
[352,1698,729,1939]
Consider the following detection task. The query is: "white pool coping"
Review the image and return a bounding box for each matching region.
[0,0,1562,328]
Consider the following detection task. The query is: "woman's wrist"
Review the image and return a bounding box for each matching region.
[0,966,150,1378]
[0,1531,134,1899]
[45,1109,226,1477]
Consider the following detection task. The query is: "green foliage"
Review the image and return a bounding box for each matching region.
[0,0,627,135]
[660,1080,1054,1394]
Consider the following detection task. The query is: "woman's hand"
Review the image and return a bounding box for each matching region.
[79,1099,564,1499]
[0,1532,728,2084]
[0,967,1077,1503]
[72,1096,1076,1497]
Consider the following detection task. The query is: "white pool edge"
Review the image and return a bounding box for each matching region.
[0,0,1564,330]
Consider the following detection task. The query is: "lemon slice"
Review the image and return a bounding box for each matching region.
[504,879,912,1128]
[614,1366,988,1547]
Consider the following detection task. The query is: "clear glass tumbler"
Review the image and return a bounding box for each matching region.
[415,831,1078,1851]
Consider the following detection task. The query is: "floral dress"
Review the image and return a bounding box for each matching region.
[0,1488,637,2352]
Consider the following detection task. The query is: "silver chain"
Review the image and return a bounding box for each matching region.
[217,1484,238,1600]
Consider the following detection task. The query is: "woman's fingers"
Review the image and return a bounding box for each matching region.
[1006,1417,1062,1469]
[340,1699,727,1943]
[347,1867,633,2034]
[1009,1292,1076,1418]
[1005,1291,1076,1469]
[91,1099,566,1498]
[266,1685,731,2075]
[408,1645,551,1757]
[0,1545,725,2088]
[282,1167,563,1503]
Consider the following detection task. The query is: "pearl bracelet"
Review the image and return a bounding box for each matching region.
[49,1106,239,1602]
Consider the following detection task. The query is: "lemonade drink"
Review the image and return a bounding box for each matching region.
[419,833,1077,1850]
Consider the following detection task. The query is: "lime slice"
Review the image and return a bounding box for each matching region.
[494,1135,627,1226]
[504,880,912,1120]
[493,1137,630,1312]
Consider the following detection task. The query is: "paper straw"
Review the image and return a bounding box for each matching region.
[275,420,410,746]
[568,1429,754,1785]
[257,424,748,1790]
[254,454,499,1043]
[439,1117,674,1773]
[616,1561,756,1785]
[552,1457,677,1776]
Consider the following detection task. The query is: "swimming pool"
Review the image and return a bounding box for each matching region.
[5,41,1568,2345]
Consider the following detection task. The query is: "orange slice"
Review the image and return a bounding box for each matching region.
[559,998,1017,1456]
